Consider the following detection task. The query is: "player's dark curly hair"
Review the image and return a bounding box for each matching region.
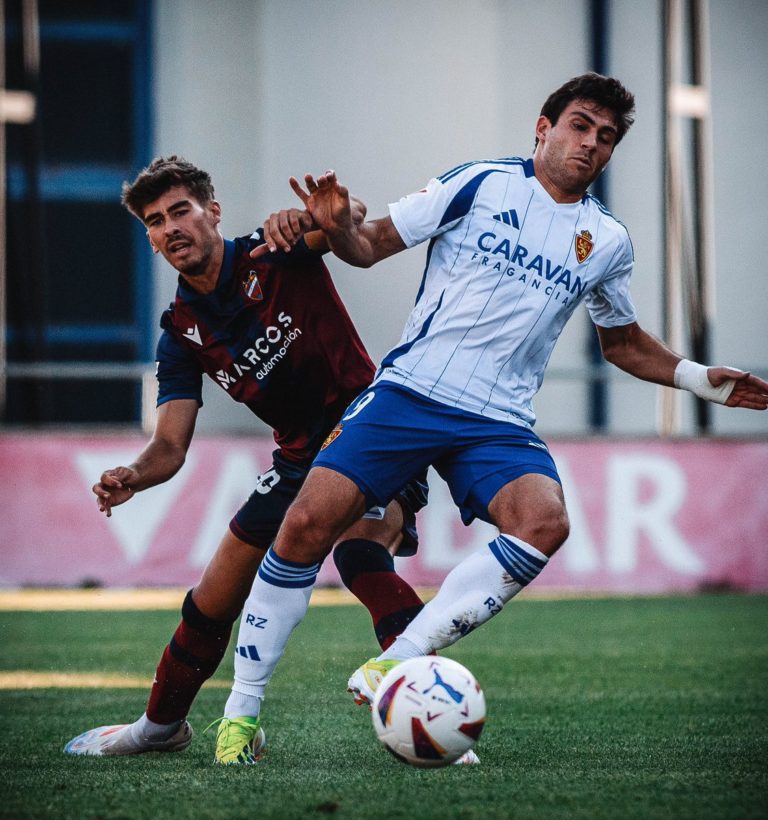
[535,73,635,147]
[121,156,215,219]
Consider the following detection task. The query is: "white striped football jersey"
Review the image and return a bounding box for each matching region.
[376,156,636,428]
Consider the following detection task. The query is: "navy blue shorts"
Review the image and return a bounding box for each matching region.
[231,449,427,555]
[313,383,560,526]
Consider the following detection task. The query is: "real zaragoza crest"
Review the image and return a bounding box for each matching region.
[575,230,594,264]
[321,424,342,450]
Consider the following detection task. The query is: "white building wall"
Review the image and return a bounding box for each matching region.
[151,0,767,437]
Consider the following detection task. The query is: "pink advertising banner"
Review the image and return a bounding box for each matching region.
[1,433,766,592]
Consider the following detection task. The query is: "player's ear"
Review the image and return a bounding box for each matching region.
[146,231,160,254]
[535,115,551,145]
[210,199,222,224]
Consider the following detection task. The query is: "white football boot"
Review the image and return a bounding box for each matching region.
[64,719,192,756]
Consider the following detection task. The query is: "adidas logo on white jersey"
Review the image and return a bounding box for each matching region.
[492,209,520,229]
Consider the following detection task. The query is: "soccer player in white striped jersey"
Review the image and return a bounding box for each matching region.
[221,74,768,748]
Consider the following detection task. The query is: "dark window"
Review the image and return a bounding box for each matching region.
[4,0,152,425]
[43,202,135,324]
[40,42,135,164]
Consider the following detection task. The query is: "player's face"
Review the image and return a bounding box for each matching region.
[142,185,222,277]
[533,99,619,202]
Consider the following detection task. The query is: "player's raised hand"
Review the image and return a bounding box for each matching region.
[250,207,315,258]
[290,171,353,234]
[709,367,768,410]
[93,466,138,517]
[288,171,398,267]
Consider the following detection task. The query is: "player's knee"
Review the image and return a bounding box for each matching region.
[537,504,570,553]
[279,497,351,560]
[280,500,322,541]
[518,502,569,555]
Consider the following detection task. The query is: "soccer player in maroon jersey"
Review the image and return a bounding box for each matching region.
[63,156,428,759]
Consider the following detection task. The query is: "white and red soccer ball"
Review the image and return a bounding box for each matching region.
[371,655,486,767]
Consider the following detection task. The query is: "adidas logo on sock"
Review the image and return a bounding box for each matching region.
[492,209,520,229]
[236,645,260,660]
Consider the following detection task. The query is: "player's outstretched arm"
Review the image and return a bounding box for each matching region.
[289,171,406,267]
[596,323,768,410]
[249,185,369,259]
[92,399,199,517]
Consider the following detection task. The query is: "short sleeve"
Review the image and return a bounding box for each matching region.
[388,163,498,248]
[155,329,204,407]
[389,177,451,247]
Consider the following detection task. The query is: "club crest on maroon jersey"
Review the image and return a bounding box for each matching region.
[245,270,264,301]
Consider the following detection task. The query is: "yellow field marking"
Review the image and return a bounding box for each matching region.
[0,587,374,611]
[0,589,187,611]
[0,671,231,689]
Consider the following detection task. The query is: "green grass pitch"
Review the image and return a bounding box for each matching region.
[1,594,766,819]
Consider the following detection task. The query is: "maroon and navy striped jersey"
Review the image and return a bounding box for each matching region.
[156,233,375,463]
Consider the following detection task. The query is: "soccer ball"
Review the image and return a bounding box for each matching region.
[371,656,486,767]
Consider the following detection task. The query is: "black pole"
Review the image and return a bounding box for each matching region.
[688,0,711,431]
[587,0,610,431]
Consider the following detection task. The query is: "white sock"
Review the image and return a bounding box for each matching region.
[379,637,423,662]
[226,547,319,717]
[384,534,548,656]
[224,689,260,720]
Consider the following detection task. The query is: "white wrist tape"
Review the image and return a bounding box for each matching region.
[673,359,735,405]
